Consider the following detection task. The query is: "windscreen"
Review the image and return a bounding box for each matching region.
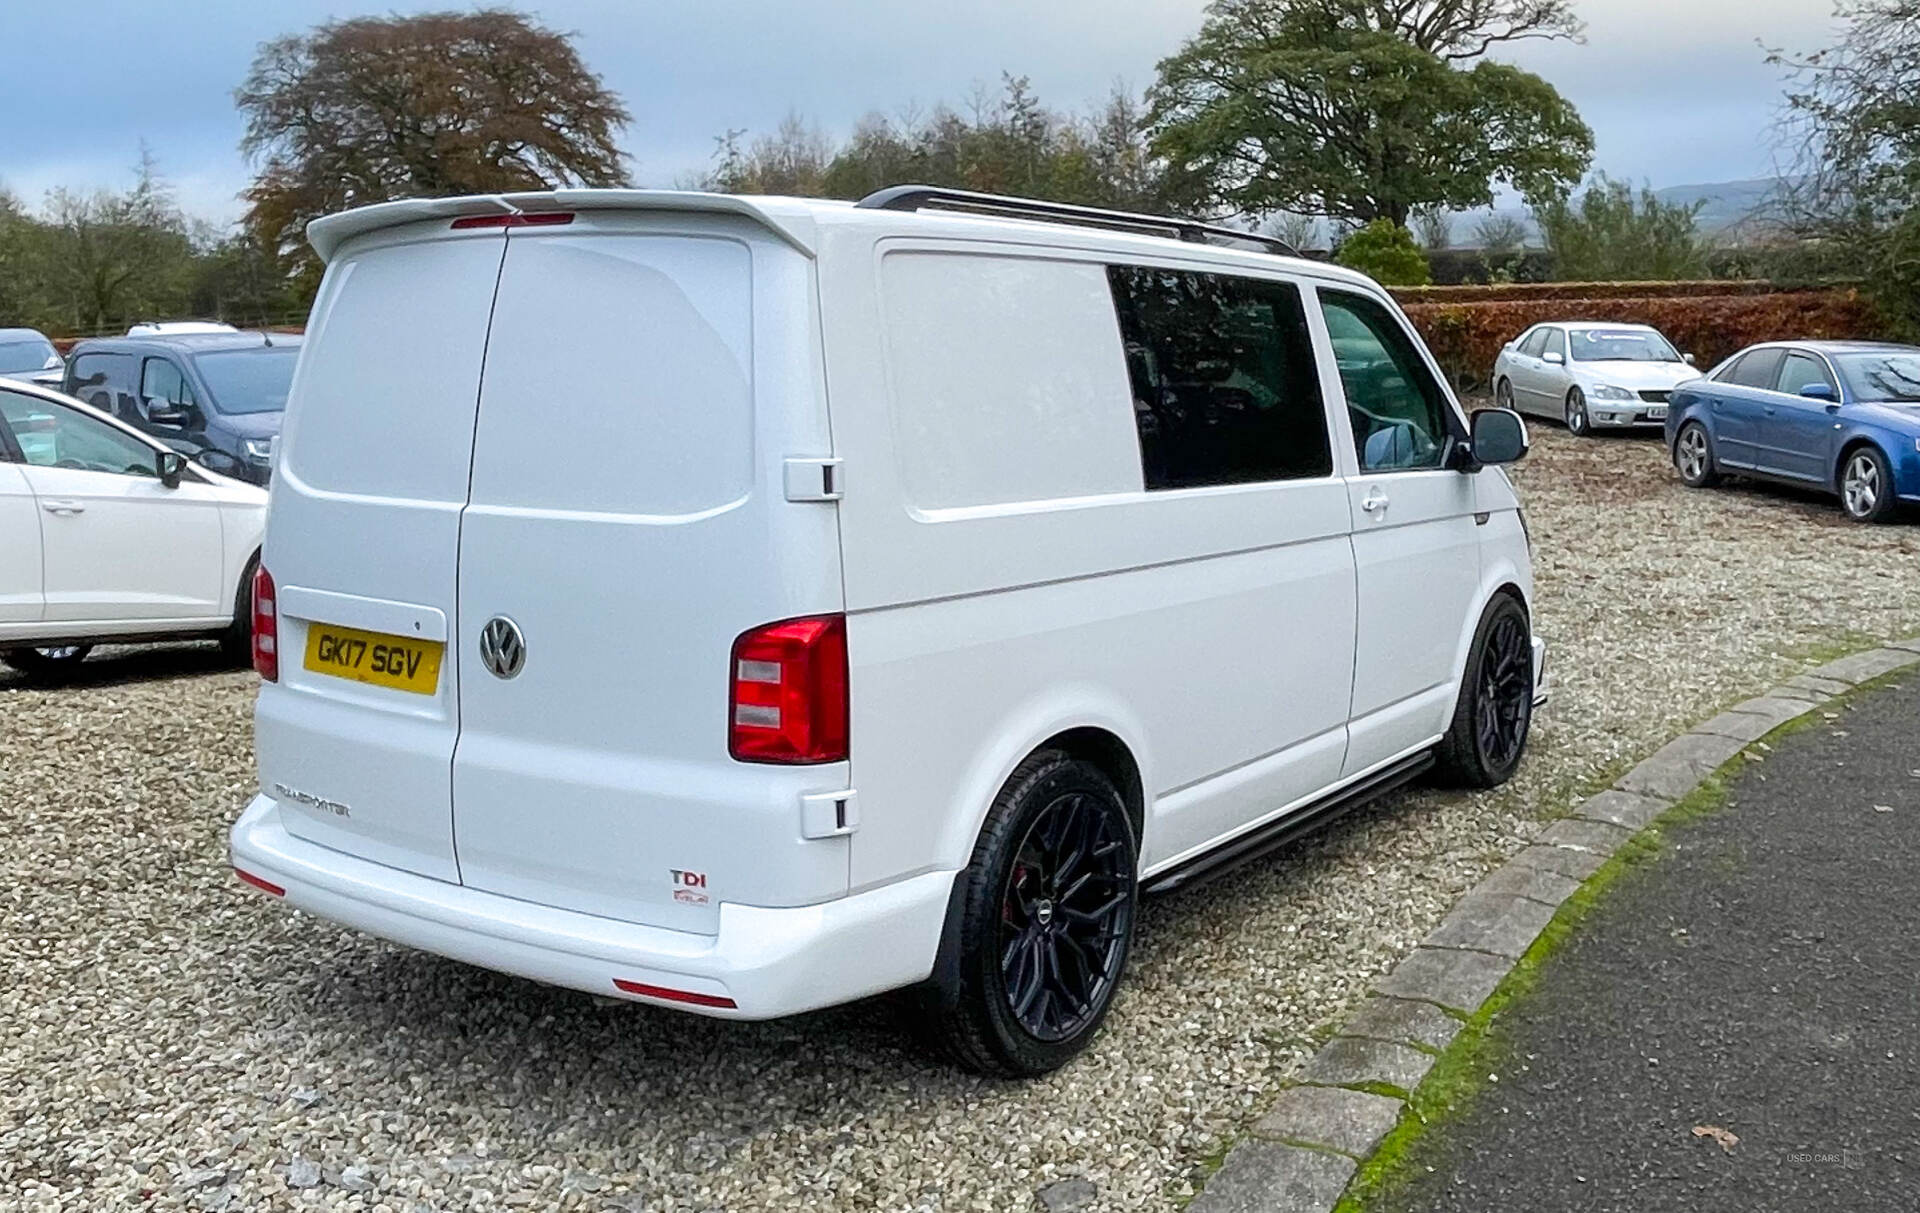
[0,337,58,374]
[193,346,301,413]
[1570,330,1682,363]
[1835,352,1920,402]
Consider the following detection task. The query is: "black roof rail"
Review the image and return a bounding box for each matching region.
[855,185,1298,257]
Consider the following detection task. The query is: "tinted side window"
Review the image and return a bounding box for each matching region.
[1517,328,1549,357]
[1107,266,1330,490]
[1723,348,1785,389]
[68,352,140,421]
[1319,290,1455,472]
[1776,352,1834,395]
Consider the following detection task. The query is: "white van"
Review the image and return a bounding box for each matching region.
[230,187,1545,1075]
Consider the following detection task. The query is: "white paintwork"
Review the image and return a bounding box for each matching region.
[1493,321,1700,428]
[0,379,263,646]
[235,190,1542,1021]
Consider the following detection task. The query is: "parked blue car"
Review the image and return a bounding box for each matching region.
[1666,340,1920,522]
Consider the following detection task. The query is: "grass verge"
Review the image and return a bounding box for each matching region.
[1329,665,1910,1212]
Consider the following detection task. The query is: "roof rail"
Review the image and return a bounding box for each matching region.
[855,185,1298,257]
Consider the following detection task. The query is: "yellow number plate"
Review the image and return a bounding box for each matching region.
[303,623,444,695]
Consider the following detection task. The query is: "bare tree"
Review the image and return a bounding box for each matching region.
[1412,205,1454,249]
[1473,212,1530,253]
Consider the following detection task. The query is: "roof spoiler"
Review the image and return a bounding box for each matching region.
[305,190,818,263]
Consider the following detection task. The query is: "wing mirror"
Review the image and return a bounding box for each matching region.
[1683,352,1697,365]
[156,449,186,488]
[1799,382,1837,401]
[145,398,190,429]
[1468,408,1530,466]
[1543,351,1565,366]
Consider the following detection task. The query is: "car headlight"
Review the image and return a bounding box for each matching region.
[244,438,274,462]
[1589,384,1637,400]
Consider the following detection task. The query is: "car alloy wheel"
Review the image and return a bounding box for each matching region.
[1676,425,1711,483]
[1473,610,1533,773]
[1841,448,1891,521]
[1495,378,1514,410]
[1565,388,1589,436]
[999,790,1133,1044]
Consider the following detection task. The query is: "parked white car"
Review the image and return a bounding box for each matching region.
[230,187,1547,1076]
[126,320,240,336]
[1492,321,1699,435]
[0,378,266,675]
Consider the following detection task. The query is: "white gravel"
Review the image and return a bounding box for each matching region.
[6,428,1920,1212]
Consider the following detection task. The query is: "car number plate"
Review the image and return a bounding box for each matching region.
[303,623,444,695]
[1648,407,1668,420]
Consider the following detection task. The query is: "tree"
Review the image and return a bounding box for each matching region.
[1769,0,1920,335]
[703,77,1175,212]
[1473,212,1530,253]
[32,149,198,333]
[1534,174,1705,280]
[1412,205,1453,249]
[1335,219,1432,284]
[236,8,630,279]
[1148,0,1593,227]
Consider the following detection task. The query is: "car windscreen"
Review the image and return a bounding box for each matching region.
[1569,330,1681,363]
[0,337,58,374]
[1834,352,1920,403]
[190,346,300,414]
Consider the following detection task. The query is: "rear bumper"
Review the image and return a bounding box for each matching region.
[229,795,955,1019]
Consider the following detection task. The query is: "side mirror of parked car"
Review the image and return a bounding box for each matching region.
[1469,407,1529,466]
[145,398,190,429]
[1543,351,1565,366]
[1683,352,1697,365]
[1799,382,1837,402]
[156,449,185,489]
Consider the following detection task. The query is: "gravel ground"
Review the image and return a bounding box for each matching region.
[6,426,1920,1213]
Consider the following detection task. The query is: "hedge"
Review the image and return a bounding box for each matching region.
[1396,287,1882,389]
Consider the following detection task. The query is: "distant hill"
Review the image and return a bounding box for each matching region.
[1428,178,1791,249]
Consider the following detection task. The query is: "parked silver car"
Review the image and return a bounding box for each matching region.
[1493,322,1699,436]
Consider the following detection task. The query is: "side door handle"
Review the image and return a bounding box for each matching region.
[1361,488,1390,516]
[41,500,85,515]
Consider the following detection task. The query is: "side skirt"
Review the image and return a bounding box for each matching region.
[1141,751,1435,897]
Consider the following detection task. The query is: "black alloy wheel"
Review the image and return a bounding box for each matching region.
[922,750,1138,1076]
[998,789,1134,1043]
[1433,595,1534,788]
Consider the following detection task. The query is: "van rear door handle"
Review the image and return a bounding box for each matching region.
[1361,488,1389,515]
[41,500,85,515]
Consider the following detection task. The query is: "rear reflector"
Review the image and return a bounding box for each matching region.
[449,211,575,230]
[613,979,737,1009]
[234,867,285,897]
[728,614,848,764]
[251,565,278,682]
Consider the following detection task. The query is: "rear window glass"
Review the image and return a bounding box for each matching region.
[1107,266,1330,489]
[0,337,56,375]
[1721,348,1785,389]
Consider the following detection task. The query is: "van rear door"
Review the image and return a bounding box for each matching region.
[449,212,848,935]
[255,220,506,882]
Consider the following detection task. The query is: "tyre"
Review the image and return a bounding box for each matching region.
[1673,421,1720,488]
[922,750,1138,1077]
[0,644,95,678]
[1838,445,1895,523]
[220,555,260,665]
[1432,596,1534,789]
[1564,387,1590,436]
[1494,378,1516,412]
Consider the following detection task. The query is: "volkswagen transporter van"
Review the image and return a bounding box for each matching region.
[230,186,1545,1076]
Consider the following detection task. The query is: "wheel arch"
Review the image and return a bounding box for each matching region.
[1833,435,1890,493]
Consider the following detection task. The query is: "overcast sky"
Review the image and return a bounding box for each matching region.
[0,0,1846,227]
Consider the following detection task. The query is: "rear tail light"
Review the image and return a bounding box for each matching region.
[729,615,848,764]
[252,565,278,681]
[449,211,575,230]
